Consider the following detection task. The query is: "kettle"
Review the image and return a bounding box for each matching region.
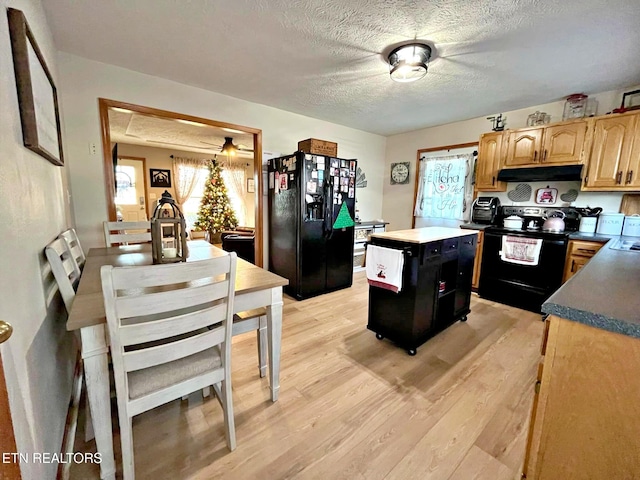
[542,210,566,232]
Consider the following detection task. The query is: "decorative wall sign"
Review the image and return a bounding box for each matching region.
[535,187,558,204]
[622,89,640,111]
[150,168,172,188]
[8,8,64,166]
[356,167,367,188]
[247,178,255,193]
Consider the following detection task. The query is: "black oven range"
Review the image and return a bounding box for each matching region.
[478,206,580,313]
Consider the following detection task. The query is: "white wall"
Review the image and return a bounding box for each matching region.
[56,53,387,262]
[0,1,75,478]
[384,85,640,231]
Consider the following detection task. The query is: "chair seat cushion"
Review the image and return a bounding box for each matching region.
[128,346,222,399]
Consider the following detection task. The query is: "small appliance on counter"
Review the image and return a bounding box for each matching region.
[576,207,602,233]
[472,197,500,224]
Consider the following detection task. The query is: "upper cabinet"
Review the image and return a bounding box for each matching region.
[583,111,640,190]
[476,132,507,191]
[504,120,587,168]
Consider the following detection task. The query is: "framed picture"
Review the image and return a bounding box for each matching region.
[7,8,64,166]
[622,89,640,111]
[535,187,558,204]
[247,178,255,193]
[150,168,171,188]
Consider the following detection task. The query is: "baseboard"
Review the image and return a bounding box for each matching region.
[56,352,83,480]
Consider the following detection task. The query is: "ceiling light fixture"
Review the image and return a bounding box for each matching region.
[388,43,432,83]
[220,137,237,156]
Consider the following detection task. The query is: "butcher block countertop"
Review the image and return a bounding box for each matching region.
[543,238,640,339]
[371,227,477,244]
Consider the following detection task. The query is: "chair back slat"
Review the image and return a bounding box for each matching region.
[122,325,225,372]
[115,280,230,318]
[103,221,151,246]
[111,257,230,289]
[61,228,86,270]
[45,237,78,312]
[119,303,228,346]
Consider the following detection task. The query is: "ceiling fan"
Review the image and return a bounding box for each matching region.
[201,136,254,156]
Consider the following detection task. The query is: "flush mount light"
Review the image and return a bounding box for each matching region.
[388,43,432,83]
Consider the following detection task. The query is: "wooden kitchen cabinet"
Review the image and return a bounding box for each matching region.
[504,120,587,168]
[562,239,604,283]
[583,111,639,190]
[471,230,484,289]
[522,315,640,479]
[475,132,507,191]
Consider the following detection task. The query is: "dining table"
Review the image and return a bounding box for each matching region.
[66,240,288,480]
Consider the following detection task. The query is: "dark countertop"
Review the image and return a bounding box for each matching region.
[459,223,491,231]
[355,220,389,228]
[568,231,619,242]
[542,238,640,339]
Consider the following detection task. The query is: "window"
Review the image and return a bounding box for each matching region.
[114,165,137,205]
[414,150,476,221]
[181,166,208,231]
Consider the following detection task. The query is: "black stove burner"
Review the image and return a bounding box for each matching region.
[485,226,570,241]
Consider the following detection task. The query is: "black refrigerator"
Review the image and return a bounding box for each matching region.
[268,151,357,300]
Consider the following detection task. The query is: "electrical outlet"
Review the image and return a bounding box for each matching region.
[89,142,97,155]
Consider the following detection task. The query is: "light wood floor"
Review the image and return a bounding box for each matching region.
[71,272,543,479]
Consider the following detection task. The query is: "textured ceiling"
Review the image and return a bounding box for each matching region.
[44,0,640,135]
[108,110,255,156]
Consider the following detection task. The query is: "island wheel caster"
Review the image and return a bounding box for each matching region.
[376,333,384,340]
[460,316,468,322]
[408,349,417,356]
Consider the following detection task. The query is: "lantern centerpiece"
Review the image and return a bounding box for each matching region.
[151,190,189,264]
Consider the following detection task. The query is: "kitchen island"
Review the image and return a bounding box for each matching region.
[367,227,477,355]
[523,238,640,479]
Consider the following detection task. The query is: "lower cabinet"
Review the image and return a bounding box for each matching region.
[367,234,476,355]
[562,239,604,282]
[523,315,640,479]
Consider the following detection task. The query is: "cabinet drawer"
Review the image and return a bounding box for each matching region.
[568,240,603,258]
[442,238,459,255]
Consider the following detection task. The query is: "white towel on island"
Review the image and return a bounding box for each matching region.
[500,236,543,266]
[366,245,405,293]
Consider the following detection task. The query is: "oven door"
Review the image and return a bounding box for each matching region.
[478,231,567,312]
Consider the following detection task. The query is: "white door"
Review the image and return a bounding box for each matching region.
[115,158,148,221]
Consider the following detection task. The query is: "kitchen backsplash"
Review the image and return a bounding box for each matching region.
[479,181,624,213]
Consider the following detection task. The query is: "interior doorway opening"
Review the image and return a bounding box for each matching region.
[98,98,264,266]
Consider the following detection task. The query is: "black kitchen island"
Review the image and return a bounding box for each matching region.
[367,227,478,355]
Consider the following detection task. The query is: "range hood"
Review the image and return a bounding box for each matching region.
[497,165,583,182]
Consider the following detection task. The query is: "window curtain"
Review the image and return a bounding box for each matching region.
[414,153,475,221]
[219,159,247,226]
[172,157,209,211]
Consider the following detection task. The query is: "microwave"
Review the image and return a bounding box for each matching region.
[472,197,500,224]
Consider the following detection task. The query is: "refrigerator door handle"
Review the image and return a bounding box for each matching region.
[323,178,333,238]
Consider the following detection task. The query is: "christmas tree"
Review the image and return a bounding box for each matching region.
[194,161,238,237]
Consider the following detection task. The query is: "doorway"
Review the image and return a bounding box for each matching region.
[98,99,264,267]
[115,156,148,222]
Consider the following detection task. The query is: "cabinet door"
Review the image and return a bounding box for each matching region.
[626,116,640,188]
[476,132,506,191]
[584,114,636,189]
[505,127,544,167]
[562,255,590,282]
[471,231,484,289]
[454,236,476,317]
[542,121,587,165]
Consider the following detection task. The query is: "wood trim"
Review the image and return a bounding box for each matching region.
[412,142,479,228]
[0,353,21,479]
[97,98,264,267]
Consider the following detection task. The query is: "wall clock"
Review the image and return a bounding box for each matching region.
[390,162,410,185]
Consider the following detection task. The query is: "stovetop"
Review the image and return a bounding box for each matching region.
[485,205,581,239]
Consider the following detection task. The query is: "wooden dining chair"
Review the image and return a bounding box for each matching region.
[45,237,80,312]
[103,221,152,246]
[101,254,238,479]
[61,228,86,273]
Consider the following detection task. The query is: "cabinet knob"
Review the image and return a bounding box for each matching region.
[535,380,541,394]
[627,170,634,184]
[492,176,495,185]
[533,150,538,162]
[616,171,623,184]
[543,149,548,162]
